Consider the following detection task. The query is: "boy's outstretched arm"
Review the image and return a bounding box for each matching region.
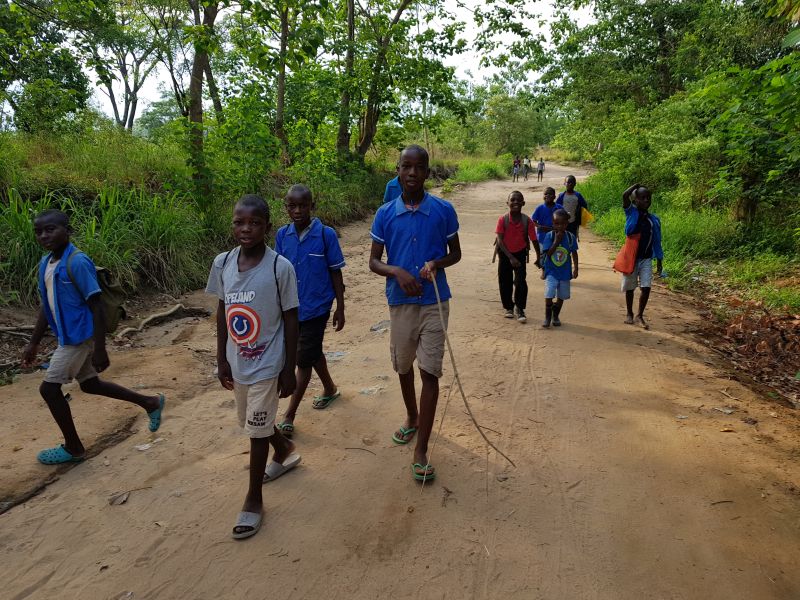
[215,299,234,390]
[21,306,48,368]
[87,293,110,372]
[421,234,462,281]
[330,269,345,331]
[622,183,640,209]
[279,307,298,398]
[369,241,423,296]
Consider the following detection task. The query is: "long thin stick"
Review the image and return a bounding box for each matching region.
[431,276,516,468]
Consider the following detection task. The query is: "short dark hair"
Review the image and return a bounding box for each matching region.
[544,186,555,196]
[34,209,70,228]
[399,144,429,168]
[635,186,652,200]
[566,175,576,184]
[554,208,570,220]
[236,194,270,221]
[286,184,313,203]
[508,190,524,202]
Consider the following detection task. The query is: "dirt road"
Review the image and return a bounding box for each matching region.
[2,165,800,599]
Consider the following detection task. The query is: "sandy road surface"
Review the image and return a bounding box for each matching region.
[2,164,800,599]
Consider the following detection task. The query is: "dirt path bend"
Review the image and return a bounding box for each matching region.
[2,164,800,600]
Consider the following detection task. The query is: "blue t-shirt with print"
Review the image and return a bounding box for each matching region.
[540,230,579,281]
[531,203,557,242]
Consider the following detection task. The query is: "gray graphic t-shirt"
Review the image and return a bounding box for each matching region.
[561,192,580,224]
[206,246,299,384]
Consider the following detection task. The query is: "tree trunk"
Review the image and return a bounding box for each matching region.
[205,59,225,124]
[335,0,355,154]
[275,5,290,164]
[355,47,387,156]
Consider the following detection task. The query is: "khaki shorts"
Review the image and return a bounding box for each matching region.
[233,378,279,438]
[389,302,449,378]
[44,340,97,384]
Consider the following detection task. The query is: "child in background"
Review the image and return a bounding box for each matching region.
[207,194,301,540]
[21,210,165,465]
[512,156,521,182]
[531,186,558,278]
[621,183,663,330]
[522,156,531,181]
[540,209,579,328]
[556,175,588,238]
[537,158,545,182]
[275,185,346,437]
[495,190,536,323]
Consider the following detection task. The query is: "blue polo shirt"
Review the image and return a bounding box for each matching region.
[275,218,346,322]
[370,192,459,306]
[531,202,557,242]
[37,243,101,346]
[624,206,663,260]
[383,176,403,204]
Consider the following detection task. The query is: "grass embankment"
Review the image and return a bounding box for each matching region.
[579,172,800,312]
[0,131,389,306]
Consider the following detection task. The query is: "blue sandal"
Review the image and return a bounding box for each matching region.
[411,463,435,481]
[148,394,166,432]
[277,422,295,439]
[37,445,85,465]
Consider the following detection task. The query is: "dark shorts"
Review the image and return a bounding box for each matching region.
[297,312,329,368]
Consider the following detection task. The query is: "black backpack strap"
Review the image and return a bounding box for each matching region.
[273,253,283,314]
[221,248,235,268]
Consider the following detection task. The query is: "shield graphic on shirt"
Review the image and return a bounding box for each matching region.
[226,304,261,346]
[551,246,569,267]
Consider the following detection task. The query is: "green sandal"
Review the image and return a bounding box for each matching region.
[392,426,417,445]
[312,390,340,410]
[276,422,294,439]
[411,463,435,481]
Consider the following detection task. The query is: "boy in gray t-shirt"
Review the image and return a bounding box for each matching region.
[205,194,301,540]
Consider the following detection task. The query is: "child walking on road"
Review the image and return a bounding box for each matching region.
[207,194,301,540]
[495,190,537,323]
[557,175,588,238]
[531,186,558,276]
[621,183,664,330]
[369,144,461,482]
[537,158,545,182]
[540,209,579,328]
[275,185,346,437]
[21,210,165,465]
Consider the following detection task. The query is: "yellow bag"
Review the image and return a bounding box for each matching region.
[581,207,594,226]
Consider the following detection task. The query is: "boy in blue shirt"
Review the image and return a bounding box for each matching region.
[383,176,403,204]
[274,184,346,437]
[207,194,301,539]
[21,210,165,465]
[369,145,461,482]
[531,186,557,274]
[540,209,579,328]
[621,183,664,330]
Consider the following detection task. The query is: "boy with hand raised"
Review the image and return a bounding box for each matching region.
[206,194,301,540]
[495,190,536,323]
[21,210,165,465]
[274,184,346,437]
[369,145,461,482]
[540,208,579,328]
[621,183,664,330]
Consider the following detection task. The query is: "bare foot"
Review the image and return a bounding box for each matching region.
[624,314,634,325]
[271,437,296,464]
[635,315,649,330]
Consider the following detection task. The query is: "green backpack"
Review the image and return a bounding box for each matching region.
[66,251,127,333]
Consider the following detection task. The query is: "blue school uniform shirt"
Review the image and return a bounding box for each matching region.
[383,176,403,204]
[37,242,101,346]
[370,192,459,306]
[541,231,579,281]
[275,218,345,322]
[531,202,557,242]
[624,206,663,260]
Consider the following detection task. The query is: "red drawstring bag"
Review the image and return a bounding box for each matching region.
[613,234,640,275]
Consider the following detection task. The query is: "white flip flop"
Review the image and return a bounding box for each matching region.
[232,510,262,540]
[263,452,302,483]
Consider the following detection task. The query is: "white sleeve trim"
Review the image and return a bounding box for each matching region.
[446,230,459,239]
[370,232,385,243]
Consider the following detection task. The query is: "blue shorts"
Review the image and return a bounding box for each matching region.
[544,275,570,300]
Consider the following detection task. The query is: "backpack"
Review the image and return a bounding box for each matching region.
[66,252,127,333]
[492,213,531,263]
